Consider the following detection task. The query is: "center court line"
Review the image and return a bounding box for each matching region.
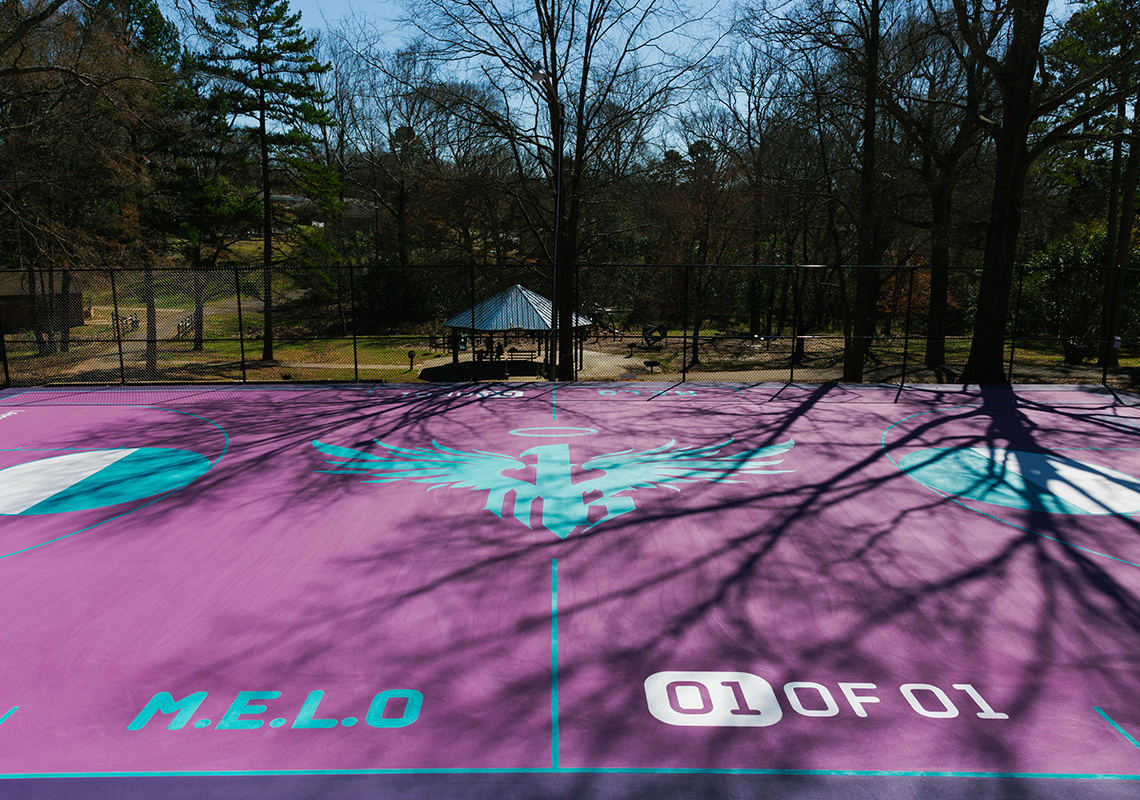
[551,558,560,770]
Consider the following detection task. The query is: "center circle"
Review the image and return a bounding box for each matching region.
[509,427,598,438]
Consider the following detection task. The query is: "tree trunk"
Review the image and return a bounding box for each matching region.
[960,152,1027,385]
[690,315,704,367]
[193,245,206,353]
[27,264,45,356]
[1099,87,1140,369]
[59,270,71,353]
[555,98,578,382]
[776,266,790,337]
[959,0,1049,386]
[395,177,409,268]
[791,267,806,365]
[843,0,881,383]
[260,101,275,363]
[144,263,158,379]
[924,179,954,367]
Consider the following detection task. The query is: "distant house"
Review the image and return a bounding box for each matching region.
[0,270,85,334]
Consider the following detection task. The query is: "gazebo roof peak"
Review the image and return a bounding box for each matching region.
[444,284,590,332]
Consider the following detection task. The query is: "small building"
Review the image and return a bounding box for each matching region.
[0,270,85,334]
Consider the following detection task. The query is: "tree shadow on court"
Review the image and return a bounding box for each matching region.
[543,384,1140,782]
[54,382,1140,798]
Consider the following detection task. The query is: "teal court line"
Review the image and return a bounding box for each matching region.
[551,558,560,770]
[0,707,17,726]
[0,390,35,403]
[1096,708,1140,751]
[3,767,1139,780]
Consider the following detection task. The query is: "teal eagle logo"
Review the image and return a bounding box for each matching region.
[313,429,793,540]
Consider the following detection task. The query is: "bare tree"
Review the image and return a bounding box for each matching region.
[686,40,792,334]
[741,0,905,381]
[949,0,1139,385]
[880,3,990,368]
[1,0,174,360]
[400,0,720,378]
[325,39,444,267]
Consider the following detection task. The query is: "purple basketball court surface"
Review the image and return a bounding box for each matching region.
[2,382,1140,799]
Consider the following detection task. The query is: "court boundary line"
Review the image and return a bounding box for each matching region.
[550,558,560,770]
[1,767,1139,781]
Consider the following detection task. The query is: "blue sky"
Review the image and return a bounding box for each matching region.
[287,0,401,35]
[283,0,1077,44]
[179,0,1077,55]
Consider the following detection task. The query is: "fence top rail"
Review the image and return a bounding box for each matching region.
[6,264,1138,273]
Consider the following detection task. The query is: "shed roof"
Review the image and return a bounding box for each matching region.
[0,270,85,295]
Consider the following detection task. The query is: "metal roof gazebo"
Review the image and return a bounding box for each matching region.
[443,284,590,333]
[443,284,591,378]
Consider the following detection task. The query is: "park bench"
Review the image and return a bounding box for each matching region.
[506,347,538,361]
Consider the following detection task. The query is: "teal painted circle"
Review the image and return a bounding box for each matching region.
[341,716,358,727]
[0,448,212,516]
[898,447,1140,516]
[270,718,287,728]
[194,719,211,728]
[509,427,598,437]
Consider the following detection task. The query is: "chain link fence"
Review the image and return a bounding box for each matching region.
[2,263,1136,389]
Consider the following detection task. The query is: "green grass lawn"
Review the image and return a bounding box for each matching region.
[6,323,1136,386]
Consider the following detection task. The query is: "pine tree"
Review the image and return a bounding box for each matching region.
[196,0,331,362]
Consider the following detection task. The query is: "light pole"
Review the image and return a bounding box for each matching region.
[531,68,572,381]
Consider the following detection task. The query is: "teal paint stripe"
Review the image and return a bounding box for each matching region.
[1096,707,1140,751]
[2,767,1140,780]
[0,391,36,404]
[551,558,560,770]
[0,707,17,726]
[0,492,179,560]
[880,407,1140,569]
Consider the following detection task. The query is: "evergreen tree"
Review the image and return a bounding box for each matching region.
[196,0,331,362]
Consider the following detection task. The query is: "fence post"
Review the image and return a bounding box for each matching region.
[350,265,359,383]
[0,298,9,389]
[234,266,247,383]
[573,261,580,380]
[1007,266,1025,384]
[897,267,915,399]
[682,264,689,383]
[470,263,479,378]
[789,265,798,385]
[1102,264,1125,387]
[110,269,126,385]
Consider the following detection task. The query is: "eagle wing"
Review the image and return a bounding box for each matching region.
[312,439,532,519]
[579,438,794,496]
